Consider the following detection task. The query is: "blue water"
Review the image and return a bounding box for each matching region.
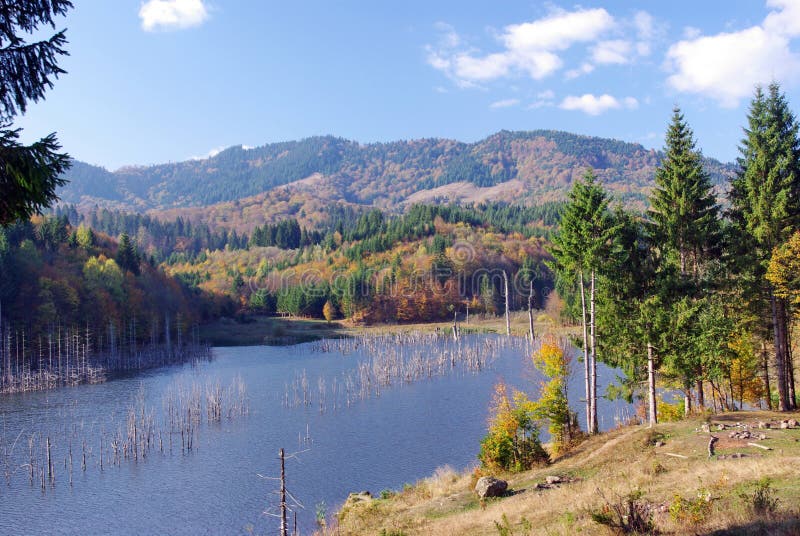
[0,335,632,535]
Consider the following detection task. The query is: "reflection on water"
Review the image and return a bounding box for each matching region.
[0,335,633,535]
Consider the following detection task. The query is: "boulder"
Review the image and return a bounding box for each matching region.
[475,476,508,498]
[545,475,563,485]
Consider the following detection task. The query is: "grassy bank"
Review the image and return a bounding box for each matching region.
[200,311,560,346]
[327,411,800,535]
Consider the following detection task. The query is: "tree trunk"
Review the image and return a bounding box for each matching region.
[579,271,590,434]
[762,340,772,410]
[647,342,657,427]
[503,270,511,337]
[280,448,287,536]
[771,294,789,411]
[696,378,704,411]
[786,316,796,410]
[528,280,535,341]
[589,269,598,434]
[684,381,692,416]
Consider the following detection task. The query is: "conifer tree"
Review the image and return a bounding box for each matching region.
[0,1,73,224]
[116,233,140,275]
[549,169,616,433]
[648,107,721,412]
[730,83,800,411]
[649,107,720,281]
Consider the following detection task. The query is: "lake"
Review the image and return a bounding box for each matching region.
[0,334,633,535]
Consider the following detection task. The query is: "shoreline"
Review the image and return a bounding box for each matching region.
[199,312,566,347]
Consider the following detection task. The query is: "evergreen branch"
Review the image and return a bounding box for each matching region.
[0,30,68,120]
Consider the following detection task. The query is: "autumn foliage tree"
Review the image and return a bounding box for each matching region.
[478,382,549,473]
[532,334,580,454]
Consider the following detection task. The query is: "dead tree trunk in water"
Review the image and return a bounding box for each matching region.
[280,448,288,536]
[503,270,510,336]
[527,280,535,341]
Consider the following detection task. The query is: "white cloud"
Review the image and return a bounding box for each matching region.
[529,90,556,109]
[665,0,800,107]
[633,11,655,41]
[489,98,520,109]
[683,26,702,39]
[564,62,595,80]
[454,53,512,81]
[190,145,225,160]
[426,7,614,85]
[559,94,637,115]
[592,40,633,64]
[623,97,640,109]
[501,8,614,52]
[139,0,209,32]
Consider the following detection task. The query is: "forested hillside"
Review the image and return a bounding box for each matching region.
[0,215,233,350]
[56,131,735,217]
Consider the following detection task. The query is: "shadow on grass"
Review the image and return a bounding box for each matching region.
[703,514,800,535]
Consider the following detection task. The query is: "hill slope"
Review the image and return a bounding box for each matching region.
[56,130,735,217]
[333,412,800,535]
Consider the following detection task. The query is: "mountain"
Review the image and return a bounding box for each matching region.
[56,130,735,228]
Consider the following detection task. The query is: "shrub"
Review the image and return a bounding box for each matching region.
[739,478,780,516]
[669,487,713,525]
[590,489,655,534]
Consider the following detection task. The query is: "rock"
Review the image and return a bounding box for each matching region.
[654,441,665,447]
[789,419,799,428]
[758,421,771,429]
[475,476,508,498]
[545,475,563,485]
[716,424,726,431]
[758,433,767,440]
[344,491,372,505]
[701,423,711,433]
[780,420,790,429]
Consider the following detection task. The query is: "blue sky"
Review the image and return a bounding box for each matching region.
[15,0,800,169]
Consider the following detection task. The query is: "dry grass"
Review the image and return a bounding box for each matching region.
[330,411,800,536]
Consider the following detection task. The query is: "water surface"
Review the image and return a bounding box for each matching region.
[0,335,632,535]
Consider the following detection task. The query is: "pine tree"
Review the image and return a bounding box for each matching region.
[649,107,720,281]
[648,107,721,412]
[730,83,800,411]
[116,233,140,275]
[549,169,617,433]
[0,1,73,224]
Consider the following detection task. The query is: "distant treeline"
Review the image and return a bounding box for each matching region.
[0,215,234,343]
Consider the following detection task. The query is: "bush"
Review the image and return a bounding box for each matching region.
[590,489,655,534]
[669,487,713,525]
[739,478,780,516]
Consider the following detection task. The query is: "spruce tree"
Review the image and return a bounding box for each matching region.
[730,83,800,411]
[549,169,616,433]
[648,107,721,412]
[116,233,140,275]
[0,1,73,225]
[649,107,720,282]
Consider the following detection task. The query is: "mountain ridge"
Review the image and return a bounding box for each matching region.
[56,130,736,222]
